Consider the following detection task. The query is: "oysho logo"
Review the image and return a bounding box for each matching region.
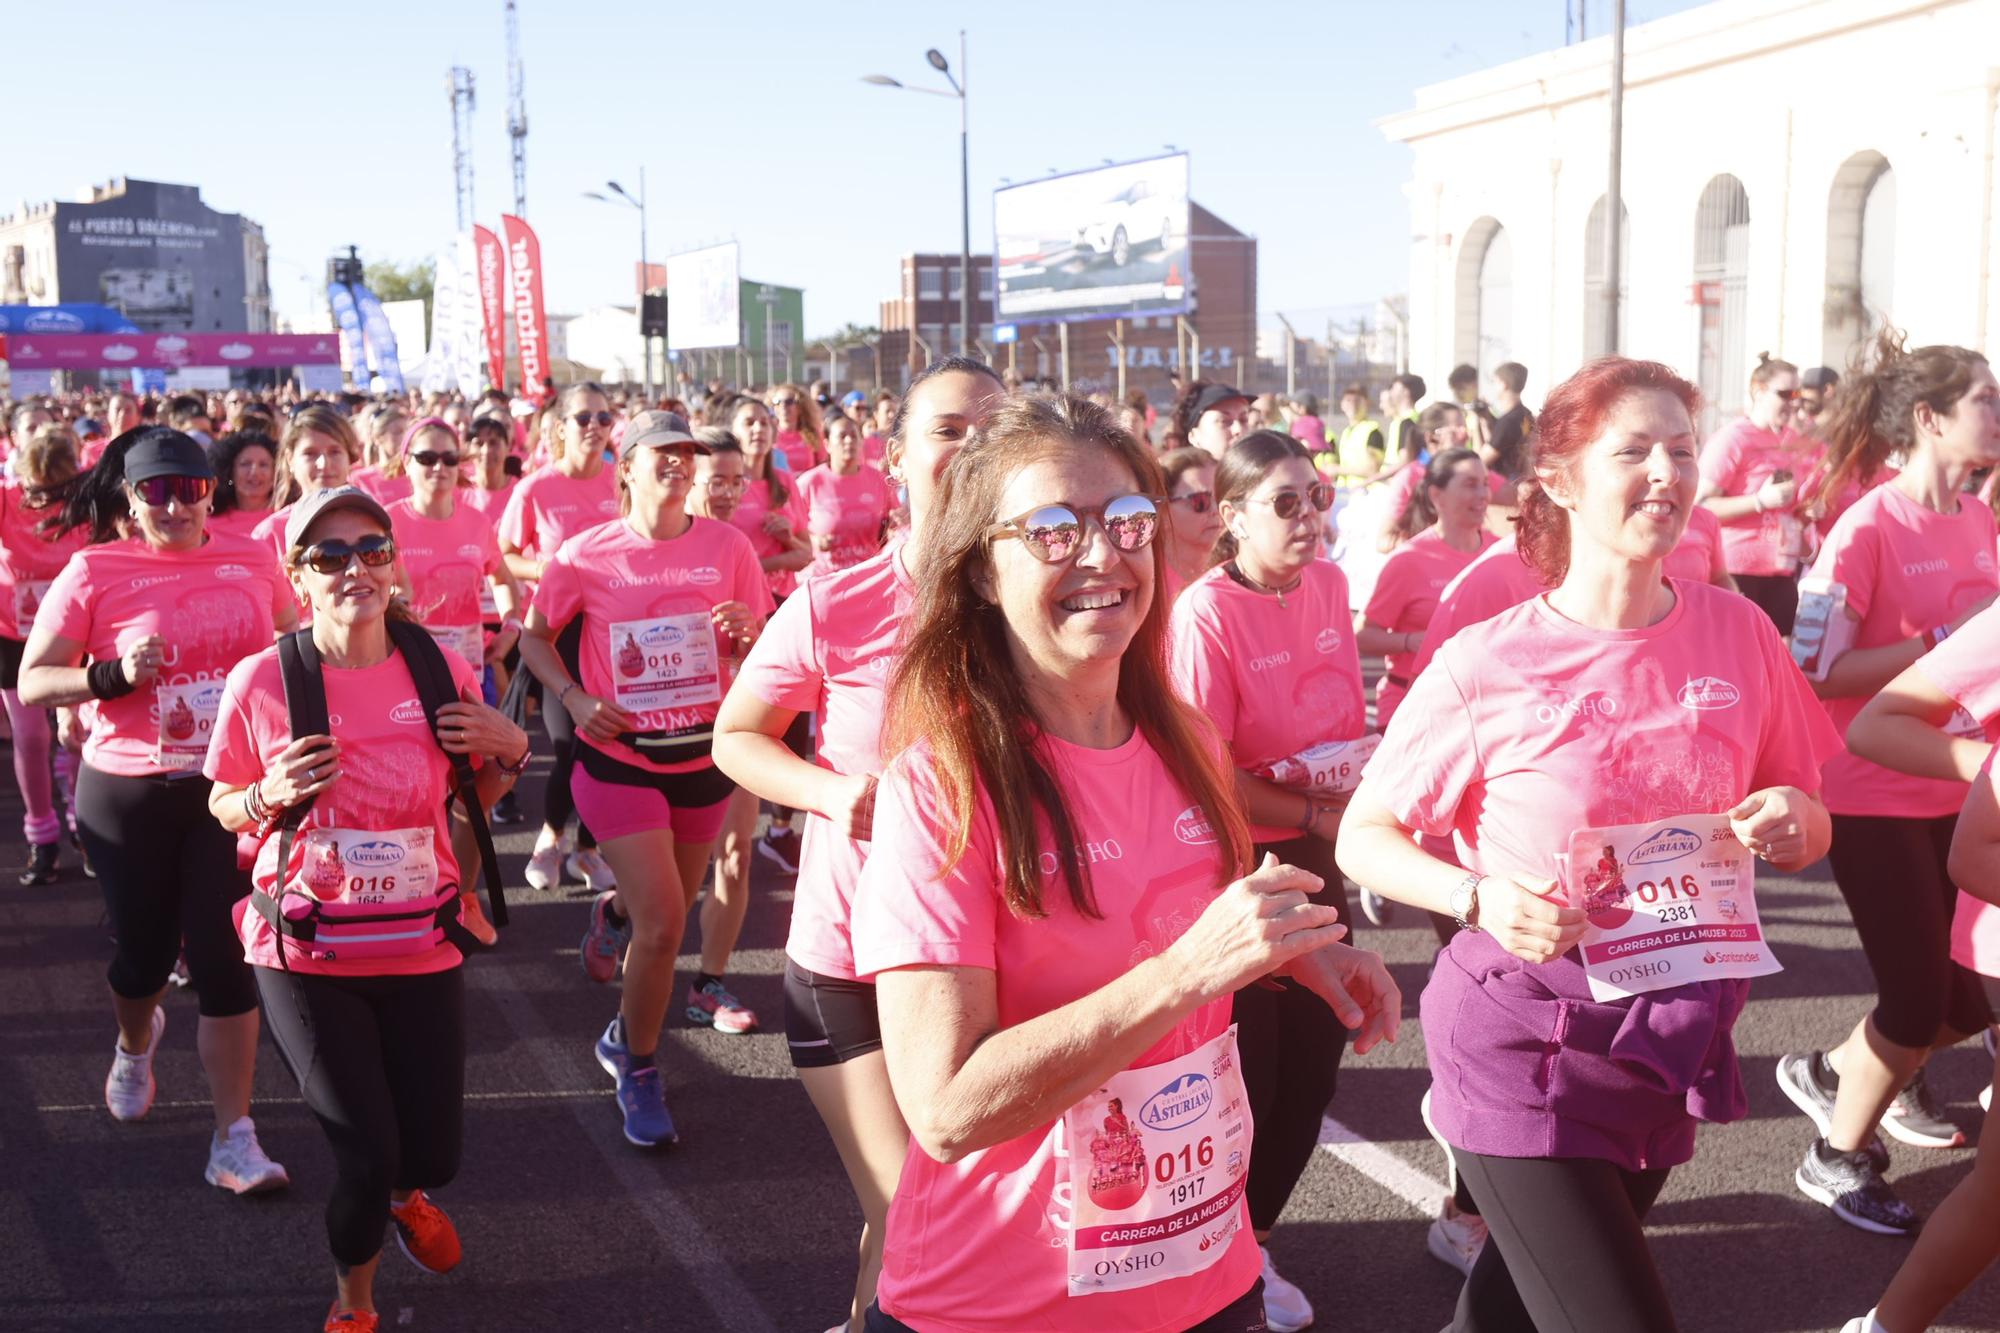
[1139,1072,1213,1131]
[1678,676,1741,710]
[1630,826,1704,866]
[213,563,252,581]
[1903,558,1950,578]
[390,699,428,725]
[607,573,661,590]
[1174,804,1218,846]
[130,573,183,591]
[1534,691,1619,726]
[1248,649,1292,673]
[1315,627,1343,655]
[347,840,407,869]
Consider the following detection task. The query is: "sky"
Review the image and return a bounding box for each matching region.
[6,0,1707,340]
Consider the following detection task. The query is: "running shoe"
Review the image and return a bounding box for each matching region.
[595,1016,632,1083]
[566,847,617,893]
[456,891,498,948]
[105,1006,164,1122]
[324,1306,379,1332]
[757,824,803,874]
[581,890,630,984]
[1259,1246,1314,1331]
[524,841,564,892]
[1427,1200,1489,1277]
[613,1063,679,1148]
[204,1115,290,1195]
[1359,887,1392,927]
[686,977,759,1034]
[1795,1138,1920,1236]
[1841,1313,1887,1333]
[166,951,191,989]
[71,830,95,880]
[1881,1067,1966,1148]
[1775,1050,1892,1171]
[17,841,58,886]
[491,791,524,826]
[391,1189,462,1273]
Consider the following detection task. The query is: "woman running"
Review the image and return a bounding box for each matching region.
[1695,354,1819,632]
[205,484,530,1333]
[518,411,771,1148]
[1771,333,2000,1236]
[206,429,279,540]
[1,425,86,884]
[849,391,1396,1333]
[21,428,297,1191]
[500,384,623,896]
[1359,446,1495,733]
[715,357,1006,1331]
[459,411,520,523]
[795,411,897,580]
[351,406,414,505]
[255,406,363,564]
[1168,429,1370,1333]
[1159,446,1224,604]
[1338,358,1838,1333]
[771,383,827,475]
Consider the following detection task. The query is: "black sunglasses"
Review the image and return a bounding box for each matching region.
[300,533,397,576]
[410,449,462,469]
[573,411,617,428]
[1243,483,1334,520]
[1170,491,1215,515]
[986,494,1161,565]
[130,475,216,508]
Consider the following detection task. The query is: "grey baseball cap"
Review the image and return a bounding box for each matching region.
[621,410,709,458]
[285,484,394,551]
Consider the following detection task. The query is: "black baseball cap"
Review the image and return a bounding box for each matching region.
[1190,384,1252,418]
[123,428,215,483]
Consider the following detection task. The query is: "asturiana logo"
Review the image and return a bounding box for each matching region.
[1315,627,1343,655]
[1630,826,1704,866]
[640,622,686,650]
[1677,676,1741,710]
[390,699,428,725]
[1139,1072,1213,1131]
[1173,804,1217,846]
[214,563,252,581]
[348,840,407,869]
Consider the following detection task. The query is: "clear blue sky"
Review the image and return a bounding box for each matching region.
[6,0,1703,339]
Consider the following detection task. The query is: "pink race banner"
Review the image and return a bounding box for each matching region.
[5,332,341,369]
[501,214,552,403]
[473,224,508,392]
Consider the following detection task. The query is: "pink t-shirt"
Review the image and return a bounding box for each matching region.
[206,506,275,542]
[1698,418,1823,577]
[388,498,504,659]
[462,478,519,523]
[862,433,889,470]
[38,533,291,777]
[1915,607,2000,975]
[794,465,896,578]
[735,544,912,979]
[497,465,620,565]
[852,733,1259,1333]
[1408,534,1547,681]
[350,465,413,507]
[1365,528,1495,730]
[1290,415,1328,452]
[1807,482,2000,818]
[204,644,481,977]
[1170,559,1366,841]
[1662,504,1726,584]
[250,503,294,562]
[727,476,805,600]
[0,485,86,641]
[534,517,774,773]
[775,429,821,475]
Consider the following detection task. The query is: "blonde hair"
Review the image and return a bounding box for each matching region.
[274,406,364,507]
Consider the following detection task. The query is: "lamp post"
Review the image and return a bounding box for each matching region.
[864,31,971,356]
[584,168,652,400]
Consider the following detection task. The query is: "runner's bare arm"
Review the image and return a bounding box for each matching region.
[1848,665,1992,784]
[1814,592,1995,700]
[713,690,875,839]
[19,628,159,708]
[1947,769,2000,907]
[1726,786,1831,873]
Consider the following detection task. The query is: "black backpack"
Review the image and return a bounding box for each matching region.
[249,621,508,969]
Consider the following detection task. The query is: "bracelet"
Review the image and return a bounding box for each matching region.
[498,743,532,778]
[1297,797,1320,833]
[87,658,136,700]
[1927,624,1951,650]
[558,680,578,706]
[501,616,523,634]
[243,781,268,824]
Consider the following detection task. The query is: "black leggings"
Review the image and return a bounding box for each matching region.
[1828,812,1989,1048]
[864,1279,1265,1332]
[1450,1152,1675,1333]
[77,765,258,1018]
[256,965,466,1267]
[1733,572,1799,636]
[1237,836,1351,1232]
[541,618,595,849]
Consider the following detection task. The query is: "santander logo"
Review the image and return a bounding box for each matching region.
[1173,804,1217,846]
[390,699,428,725]
[1678,676,1741,711]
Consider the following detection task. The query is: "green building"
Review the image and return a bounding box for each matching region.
[740,278,804,385]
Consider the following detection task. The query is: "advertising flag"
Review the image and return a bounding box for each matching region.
[452,231,485,396]
[350,283,406,394]
[473,225,507,391]
[327,282,366,389]
[501,214,551,402]
[423,250,458,395]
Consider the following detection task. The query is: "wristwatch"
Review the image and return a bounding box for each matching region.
[1449,872,1483,932]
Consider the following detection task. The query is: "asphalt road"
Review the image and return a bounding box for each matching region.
[4,751,1999,1333]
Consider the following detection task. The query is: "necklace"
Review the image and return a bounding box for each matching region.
[1226,560,1302,609]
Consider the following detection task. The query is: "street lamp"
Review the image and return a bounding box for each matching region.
[583,168,653,400]
[863,31,971,357]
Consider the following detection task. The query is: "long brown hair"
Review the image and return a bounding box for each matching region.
[1393,445,1482,543]
[274,405,363,508]
[887,392,1252,919]
[1209,429,1312,566]
[1816,327,1990,512]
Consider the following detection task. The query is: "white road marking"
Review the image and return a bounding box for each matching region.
[1319,1115,1448,1215]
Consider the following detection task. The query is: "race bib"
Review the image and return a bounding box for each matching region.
[1062,1025,1251,1297]
[155,678,226,771]
[1254,734,1380,799]
[1946,707,1986,741]
[428,622,485,666]
[608,612,720,714]
[1791,579,1853,682]
[477,579,498,618]
[12,578,52,635]
[288,826,438,911]
[1563,813,1781,1001]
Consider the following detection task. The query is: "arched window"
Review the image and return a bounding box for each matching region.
[1583,195,1632,358]
[1823,150,1896,368]
[1453,217,1513,378]
[1692,175,1750,433]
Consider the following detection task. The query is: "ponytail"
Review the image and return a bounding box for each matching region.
[1816,326,1989,512]
[55,428,147,545]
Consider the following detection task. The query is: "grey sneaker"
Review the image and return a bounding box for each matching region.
[1880,1066,1965,1149]
[104,1006,164,1122]
[1795,1138,1919,1236]
[204,1116,290,1195]
[1776,1050,1891,1171]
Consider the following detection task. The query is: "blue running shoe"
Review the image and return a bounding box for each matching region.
[595,1017,630,1084]
[615,1065,678,1147]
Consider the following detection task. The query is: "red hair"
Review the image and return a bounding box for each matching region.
[1518,357,1702,585]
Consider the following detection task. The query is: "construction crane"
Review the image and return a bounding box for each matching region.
[506,0,528,216]
[448,67,476,231]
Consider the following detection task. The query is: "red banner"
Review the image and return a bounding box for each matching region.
[501,214,552,403]
[473,224,508,392]
[5,332,340,369]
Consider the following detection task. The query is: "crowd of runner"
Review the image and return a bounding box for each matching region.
[4,333,2000,1332]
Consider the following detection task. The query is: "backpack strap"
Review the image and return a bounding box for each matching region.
[389,620,509,928]
[254,630,332,972]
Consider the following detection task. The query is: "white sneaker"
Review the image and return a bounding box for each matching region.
[204,1115,290,1195]
[1427,1201,1489,1276]
[105,1006,164,1121]
[1841,1314,1887,1333]
[1259,1245,1314,1331]
[566,848,617,893]
[1359,888,1392,926]
[524,842,564,892]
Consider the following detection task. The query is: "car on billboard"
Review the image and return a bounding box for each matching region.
[1078,178,1179,268]
[994,153,1190,323]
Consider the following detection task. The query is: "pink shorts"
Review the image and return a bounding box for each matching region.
[572,762,733,844]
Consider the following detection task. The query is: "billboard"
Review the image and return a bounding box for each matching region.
[994,153,1190,323]
[666,242,741,350]
[50,181,259,333]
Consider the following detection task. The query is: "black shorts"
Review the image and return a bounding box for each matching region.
[0,635,23,690]
[575,738,735,807]
[784,958,882,1069]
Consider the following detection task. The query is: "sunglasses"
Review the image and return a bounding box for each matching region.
[300,533,397,576]
[1795,399,1824,416]
[986,494,1161,564]
[1772,388,1799,401]
[770,397,800,408]
[1242,483,1334,520]
[573,411,617,428]
[1169,490,1215,514]
[130,475,216,508]
[410,449,462,470]
[700,476,748,495]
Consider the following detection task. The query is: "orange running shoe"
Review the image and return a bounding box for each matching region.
[457,890,498,947]
[324,1304,379,1331]
[390,1189,462,1274]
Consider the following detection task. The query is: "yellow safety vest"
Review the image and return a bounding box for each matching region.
[1334,417,1385,487]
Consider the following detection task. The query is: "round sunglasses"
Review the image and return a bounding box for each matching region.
[986,494,1161,564]
[1241,482,1334,520]
[1169,490,1215,514]
[572,410,617,429]
[299,533,397,576]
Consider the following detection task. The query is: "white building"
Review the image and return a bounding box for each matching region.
[1380,0,2000,429]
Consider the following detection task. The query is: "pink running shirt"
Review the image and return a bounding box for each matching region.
[793,465,896,578]
[1407,534,1547,681]
[1909,601,2000,977]
[853,732,1260,1333]
[350,465,413,507]
[0,484,86,641]
[462,478,519,523]
[388,498,504,664]
[1698,419,1823,577]
[497,465,620,567]
[775,429,821,475]
[205,507,274,542]
[1662,503,1727,584]
[725,476,806,600]
[1365,528,1495,730]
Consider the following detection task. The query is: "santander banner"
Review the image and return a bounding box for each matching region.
[8,332,342,369]
[501,214,551,403]
[473,224,508,392]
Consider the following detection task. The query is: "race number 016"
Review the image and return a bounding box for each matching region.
[1636,874,1700,903]
[1153,1135,1215,1185]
